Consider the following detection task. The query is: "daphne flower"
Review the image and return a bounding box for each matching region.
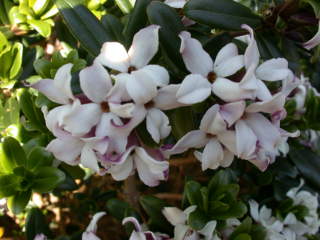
[47,134,109,173]
[164,0,187,8]
[82,212,106,240]
[122,217,169,240]
[34,234,47,240]
[32,63,102,137]
[162,206,219,240]
[164,102,245,170]
[176,31,256,104]
[303,20,320,50]
[106,134,169,186]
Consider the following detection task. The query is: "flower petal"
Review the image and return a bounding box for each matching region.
[80,144,100,172]
[214,43,239,67]
[217,130,237,154]
[108,147,135,180]
[235,120,257,159]
[46,137,83,165]
[303,20,320,50]
[200,104,226,135]
[163,130,209,158]
[146,108,171,143]
[179,31,213,76]
[162,207,187,226]
[109,102,135,118]
[198,221,217,239]
[244,113,281,151]
[54,63,74,101]
[242,24,260,69]
[126,70,158,104]
[221,149,234,167]
[201,139,224,171]
[212,77,255,102]
[139,65,169,87]
[85,212,106,233]
[79,62,112,103]
[256,79,272,101]
[109,73,132,102]
[97,42,130,72]
[214,55,244,77]
[153,84,187,110]
[134,147,169,187]
[63,100,102,136]
[32,79,69,104]
[256,58,289,81]
[220,101,246,127]
[246,92,286,114]
[122,217,142,232]
[164,0,186,8]
[128,25,160,68]
[176,74,211,104]
[239,64,258,90]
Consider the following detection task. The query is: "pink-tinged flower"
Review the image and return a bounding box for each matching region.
[303,20,320,50]
[97,25,170,106]
[176,31,256,104]
[162,206,218,240]
[82,212,106,240]
[164,102,245,171]
[122,217,168,240]
[107,143,169,187]
[32,63,102,137]
[47,135,108,173]
[34,234,47,240]
[235,113,283,171]
[32,63,74,105]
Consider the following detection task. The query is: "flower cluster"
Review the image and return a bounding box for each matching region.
[249,181,320,240]
[33,23,298,186]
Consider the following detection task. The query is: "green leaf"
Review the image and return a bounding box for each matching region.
[216,202,247,220]
[101,14,124,43]
[188,208,208,230]
[32,166,65,193]
[185,181,203,207]
[304,0,320,18]
[7,190,32,214]
[27,147,53,171]
[19,89,47,132]
[9,42,23,80]
[115,0,133,14]
[230,217,252,240]
[289,147,320,190]
[184,0,262,30]
[147,1,186,73]
[139,195,172,232]
[27,19,52,37]
[0,174,20,197]
[25,208,51,240]
[123,0,152,46]
[234,234,252,240]
[60,163,85,179]
[1,136,27,170]
[55,0,116,56]
[170,107,195,139]
[208,170,234,197]
[106,198,139,221]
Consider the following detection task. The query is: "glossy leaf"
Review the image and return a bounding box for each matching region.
[184,0,262,30]
[0,174,20,197]
[55,0,115,56]
[1,136,27,170]
[27,146,53,171]
[7,190,32,214]
[25,208,51,240]
[32,166,66,193]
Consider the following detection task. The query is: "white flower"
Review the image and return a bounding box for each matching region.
[47,135,108,173]
[122,217,169,240]
[164,0,187,8]
[176,31,255,104]
[107,145,169,187]
[162,206,219,240]
[34,234,47,240]
[303,20,320,50]
[82,212,106,240]
[164,102,246,171]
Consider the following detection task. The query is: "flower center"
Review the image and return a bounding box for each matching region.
[144,100,155,109]
[207,71,217,83]
[128,66,137,73]
[100,102,110,112]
